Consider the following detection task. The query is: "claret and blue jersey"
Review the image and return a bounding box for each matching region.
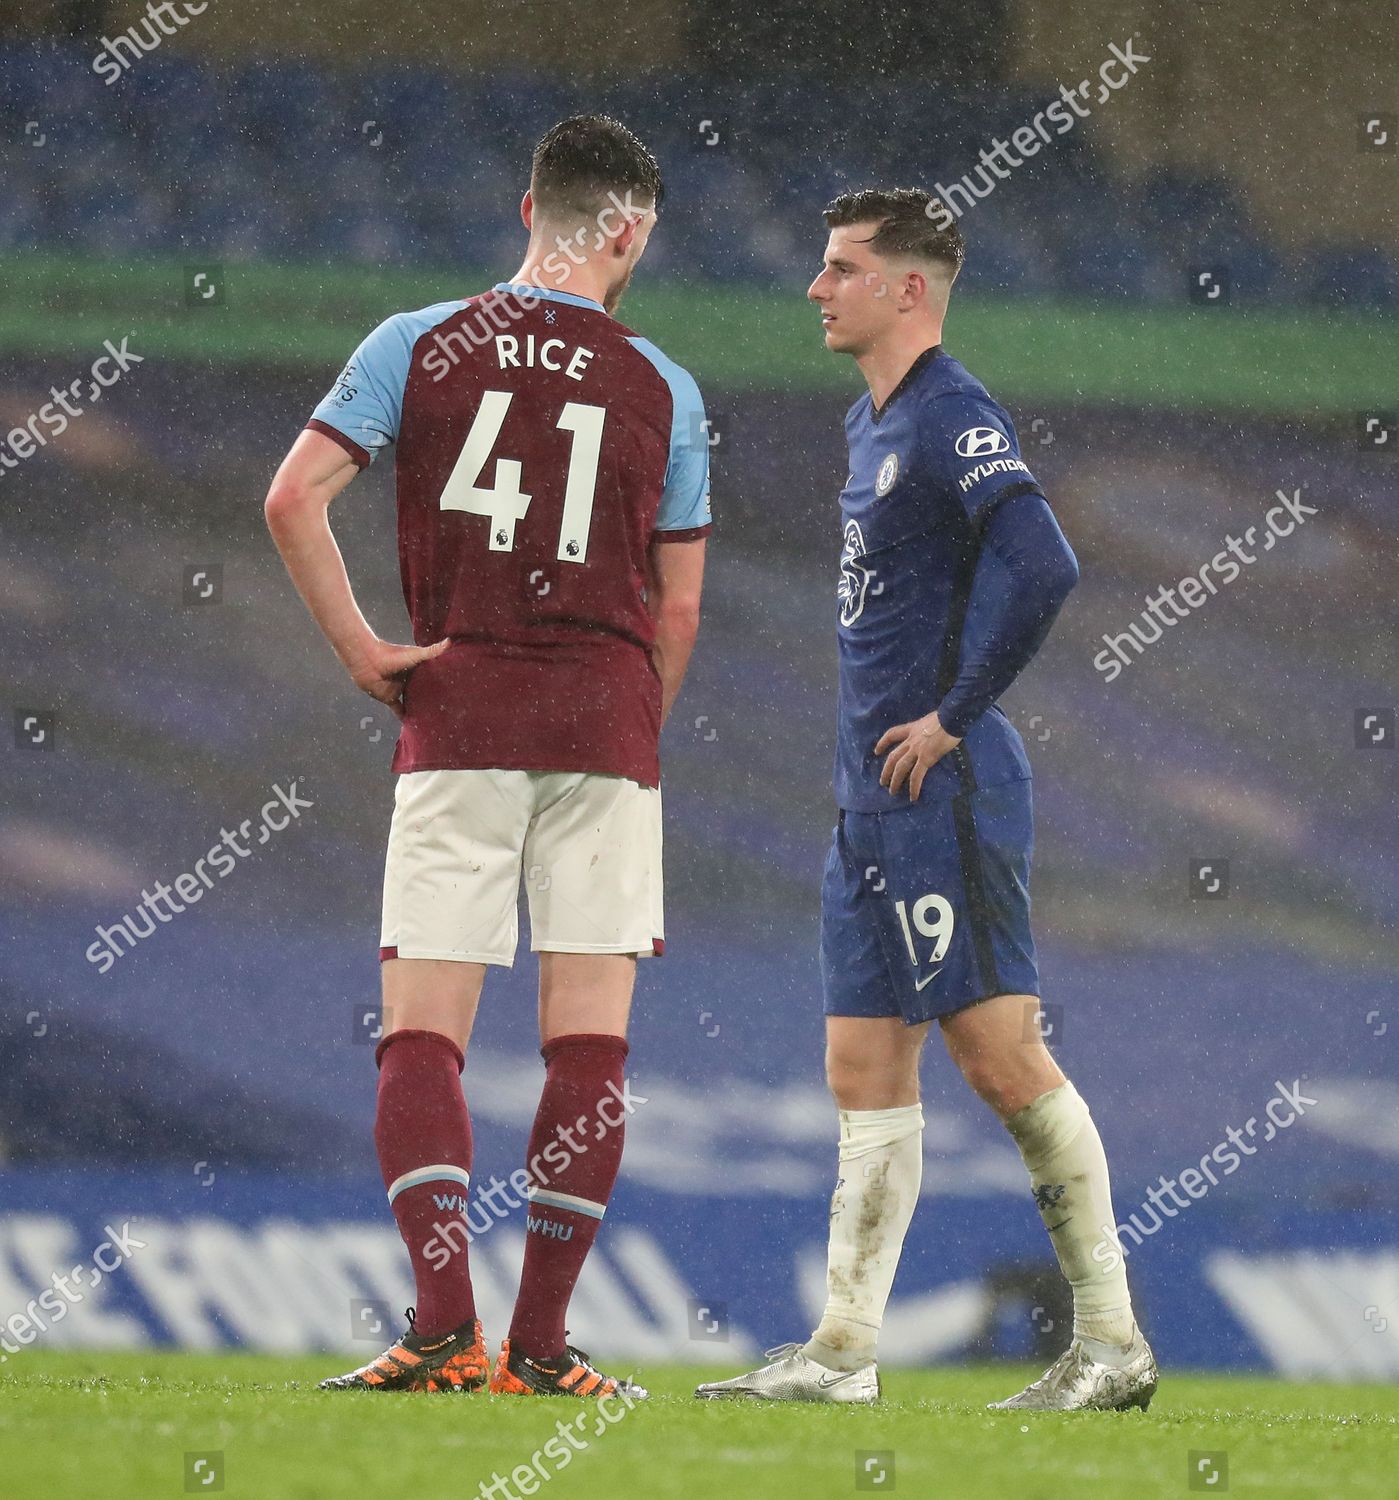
[304,282,711,789]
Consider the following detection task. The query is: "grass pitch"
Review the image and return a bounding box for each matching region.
[2,1352,1395,1500]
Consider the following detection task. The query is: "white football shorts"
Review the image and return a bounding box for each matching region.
[380,768,663,965]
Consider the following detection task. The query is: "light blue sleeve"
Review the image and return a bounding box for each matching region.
[628,337,713,535]
[308,300,466,465]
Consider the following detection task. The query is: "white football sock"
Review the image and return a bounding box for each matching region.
[1004,1080,1137,1353]
[803,1104,924,1371]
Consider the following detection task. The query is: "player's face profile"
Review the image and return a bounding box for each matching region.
[809,226,901,356]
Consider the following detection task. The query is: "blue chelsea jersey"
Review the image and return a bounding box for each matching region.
[834,346,1038,812]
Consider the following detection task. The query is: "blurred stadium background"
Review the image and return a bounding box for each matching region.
[1,0,1396,1380]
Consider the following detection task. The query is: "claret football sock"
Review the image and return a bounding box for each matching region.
[1004,1080,1137,1348]
[804,1104,924,1372]
[374,1028,477,1339]
[508,1033,630,1360]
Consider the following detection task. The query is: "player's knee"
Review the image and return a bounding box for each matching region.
[957,1049,1056,1119]
[825,1055,861,1108]
[825,1047,918,1110]
[961,1064,1017,1116]
[824,1046,846,1093]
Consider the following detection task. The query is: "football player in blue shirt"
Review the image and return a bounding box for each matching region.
[698,189,1156,1411]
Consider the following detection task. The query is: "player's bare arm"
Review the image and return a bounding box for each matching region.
[264,427,448,716]
[646,536,706,724]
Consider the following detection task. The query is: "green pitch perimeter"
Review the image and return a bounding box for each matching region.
[3,251,1397,413]
[2,1352,1395,1500]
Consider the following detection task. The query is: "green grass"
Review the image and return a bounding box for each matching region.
[2,1352,1395,1500]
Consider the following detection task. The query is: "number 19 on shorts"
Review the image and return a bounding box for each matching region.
[894,893,956,970]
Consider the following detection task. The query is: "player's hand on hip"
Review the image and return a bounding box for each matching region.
[876,712,962,801]
[349,637,450,718]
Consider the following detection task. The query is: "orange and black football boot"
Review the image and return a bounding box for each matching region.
[319,1308,488,1392]
[488,1338,649,1400]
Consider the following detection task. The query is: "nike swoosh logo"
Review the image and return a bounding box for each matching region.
[914,969,944,992]
[816,1368,865,1388]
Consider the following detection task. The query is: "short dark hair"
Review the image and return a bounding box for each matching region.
[530,114,664,222]
[822,187,965,277]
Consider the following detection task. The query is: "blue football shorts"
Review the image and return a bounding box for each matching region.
[821,777,1040,1025]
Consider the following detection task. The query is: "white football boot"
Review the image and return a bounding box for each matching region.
[988,1330,1158,1412]
[695,1343,879,1403]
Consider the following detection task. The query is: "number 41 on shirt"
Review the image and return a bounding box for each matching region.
[439,389,605,564]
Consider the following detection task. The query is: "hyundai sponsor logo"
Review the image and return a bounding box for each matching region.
[954,425,1010,459]
[958,457,1030,492]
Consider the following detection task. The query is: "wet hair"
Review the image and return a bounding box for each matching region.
[823,187,965,276]
[530,114,664,222]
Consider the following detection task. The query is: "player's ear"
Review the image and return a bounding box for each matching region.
[902,269,927,309]
[614,214,642,257]
[520,191,534,232]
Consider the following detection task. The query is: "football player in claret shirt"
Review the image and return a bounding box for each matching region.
[697,190,1157,1412]
[264,116,709,1400]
